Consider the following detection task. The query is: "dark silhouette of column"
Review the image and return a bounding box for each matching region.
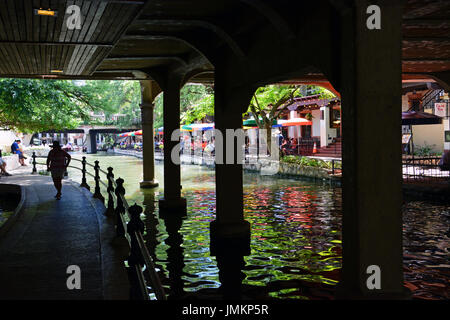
[335,1,407,299]
[87,130,97,154]
[158,74,187,214]
[160,213,185,299]
[210,69,254,298]
[142,191,160,265]
[140,80,160,189]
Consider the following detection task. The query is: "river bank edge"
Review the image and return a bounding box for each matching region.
[111,148,342,186]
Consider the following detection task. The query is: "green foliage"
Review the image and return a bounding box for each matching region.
[0,78,145,132]
[249,85,302,115]
[180,84,214,124]
[154,93,164,129]
[413,143,439,157]
[247,84,335,127]
[78,80,142,128]
[281,155,341,169]
[182,94,214,124]
[0,78,335,136]
[307,85,335,100]
[0,79,95,132]
[153,83,214,127]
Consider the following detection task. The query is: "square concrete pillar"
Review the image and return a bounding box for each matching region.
[139,80,160,189]
[336,0,407,298]
[210,76,253,256]
[158,76,186,214]
[320,106,332,147]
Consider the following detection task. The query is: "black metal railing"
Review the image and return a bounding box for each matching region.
[30,152,166,300]
[402,156,450,184]
[422,89,444,112]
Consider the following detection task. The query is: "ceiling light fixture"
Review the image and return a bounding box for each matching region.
[34,8,58,17]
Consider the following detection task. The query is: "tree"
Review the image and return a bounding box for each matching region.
[181,93,214,124]
[248,84,335,153]
[153,83,214,128]
[78,80,142,127]
[0,79,97,133]
[248,85,301,153]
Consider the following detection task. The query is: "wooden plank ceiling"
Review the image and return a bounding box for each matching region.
[0,0,448,85]
[403,0,450,74]
[0,0,143,76]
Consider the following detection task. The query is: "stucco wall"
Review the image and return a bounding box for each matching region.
[401,94,409,111]
[412,124,444,152]
[312,109,321,137]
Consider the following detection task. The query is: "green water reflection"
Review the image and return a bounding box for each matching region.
[65,152,449,300]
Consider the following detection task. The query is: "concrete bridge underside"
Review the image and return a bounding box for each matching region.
[0,0,449,299]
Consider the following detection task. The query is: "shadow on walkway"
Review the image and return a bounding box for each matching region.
[0,172,129,300]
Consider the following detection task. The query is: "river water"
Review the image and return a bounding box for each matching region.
[67,153,449,300]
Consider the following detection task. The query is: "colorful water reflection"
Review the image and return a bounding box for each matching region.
[67,153,449,300]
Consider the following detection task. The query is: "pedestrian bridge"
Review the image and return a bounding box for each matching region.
[35,125,140,154]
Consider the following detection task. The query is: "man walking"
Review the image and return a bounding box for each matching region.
[46,141,71,200]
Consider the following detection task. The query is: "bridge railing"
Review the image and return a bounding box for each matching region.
[31,152,166,300]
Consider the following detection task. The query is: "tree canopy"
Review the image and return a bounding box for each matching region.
[153,83,214,128]
[0,79,143,133]
[0,77,335,136]
[0,79,96,133]
[80,80,141,127]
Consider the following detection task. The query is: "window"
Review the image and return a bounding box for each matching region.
[301,125,312,138]
[329,107,341,129]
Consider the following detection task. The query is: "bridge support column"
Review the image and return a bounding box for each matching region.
[140,80,161,189]
[158,75,186,214]
[86,131,97,154]
[336,1,407,299]
[210,72,253,297]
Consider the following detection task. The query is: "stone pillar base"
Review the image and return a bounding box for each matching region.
[210,220,251,256]
[158,197,187,214]
[140,180,159,189]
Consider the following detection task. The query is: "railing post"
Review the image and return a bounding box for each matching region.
[93,160,105,203]
[105,167,115,216]
[126,203,147,300]
[80,156,90,190]
[127,204,145,266]
[115,178,126,237]
[31,152,37,174]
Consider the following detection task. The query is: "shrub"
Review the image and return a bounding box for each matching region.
[281,155,341,169]
[413,143,438,157]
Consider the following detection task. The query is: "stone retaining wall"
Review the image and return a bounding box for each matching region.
[113,148,341,184]
[0,184,24,236]
[2,154,21,171]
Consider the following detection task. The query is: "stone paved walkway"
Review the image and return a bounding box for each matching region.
[0,169,129,300]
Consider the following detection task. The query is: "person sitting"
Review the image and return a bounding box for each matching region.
[11,139,27,166]
[0,150,12,176]
[290,139,298,154]
[281,139,291,156]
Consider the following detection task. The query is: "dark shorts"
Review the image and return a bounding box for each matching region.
[50,168,65,179]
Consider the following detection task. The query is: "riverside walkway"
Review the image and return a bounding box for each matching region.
[0,168,130,300]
